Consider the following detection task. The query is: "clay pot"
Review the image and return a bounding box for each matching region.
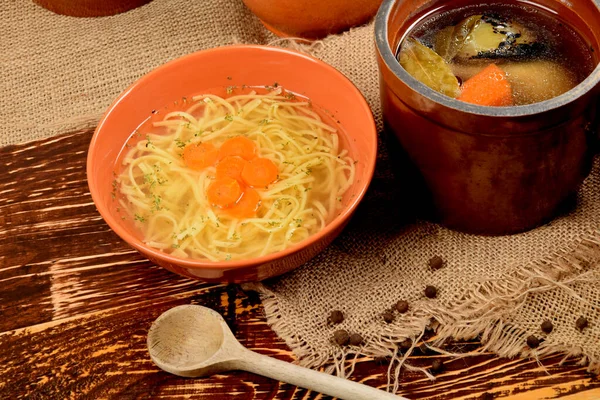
[242,0,383,39]
[33,0,153,17]
[375,0,600,235]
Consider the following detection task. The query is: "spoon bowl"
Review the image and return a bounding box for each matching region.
[148,305,242,377]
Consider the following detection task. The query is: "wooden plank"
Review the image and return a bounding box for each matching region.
[1,130,599,399]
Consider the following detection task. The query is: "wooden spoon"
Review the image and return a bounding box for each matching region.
[147,305,406,400]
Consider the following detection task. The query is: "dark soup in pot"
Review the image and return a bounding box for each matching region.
[397,1,597,106]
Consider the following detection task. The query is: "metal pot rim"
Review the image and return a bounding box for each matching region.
[374,0,600,117]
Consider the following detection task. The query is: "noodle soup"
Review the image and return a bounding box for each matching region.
[114,87,356,262]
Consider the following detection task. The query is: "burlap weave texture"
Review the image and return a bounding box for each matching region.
[4,0,600,389]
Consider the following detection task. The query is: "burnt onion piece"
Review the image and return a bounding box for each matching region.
[445,12,539,61]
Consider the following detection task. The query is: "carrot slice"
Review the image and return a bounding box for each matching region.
[183,142,218,170]
[458,63,513,107]
[225,187,261,218]
[207,177,242,208]
[216,156,248,181]
[241,157,279,188]
[218,136,257,161]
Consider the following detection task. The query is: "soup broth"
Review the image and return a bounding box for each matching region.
[114,87,356,262]
[397,1,597,106]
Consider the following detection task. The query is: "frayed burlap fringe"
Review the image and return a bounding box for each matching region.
[244,229,600,392]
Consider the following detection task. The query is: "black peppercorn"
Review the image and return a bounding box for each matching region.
[541,320,553,334]
[349,333,364,346]
[328,310,344,325]
[576,316,589,332]
[382,310,395,324]
[395,300,409,314]
[333,330,350,346]
[431,359,444,373]
[400,338,412,351]
[526,335,540,348]
[425,285,438,299]
[429,256,444,270]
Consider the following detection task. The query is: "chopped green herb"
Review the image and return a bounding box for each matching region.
[285,92,296,100]
[224,114,234,122]
[294,218,303,227]
[259,119,270,126]
[145,135,154,148]
[111,179,118,199]
[175,138,187,149]
[152,195,163,211]
[144,173,155,188]
[171,243,180,249]
[134,214,146,222]
[225,254,232,261]
[226,86,235,94]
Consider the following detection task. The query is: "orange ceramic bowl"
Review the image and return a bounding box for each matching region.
[242,0,383,39]
[87,45,377,283]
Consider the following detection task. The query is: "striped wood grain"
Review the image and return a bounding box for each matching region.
[1,130,599,399]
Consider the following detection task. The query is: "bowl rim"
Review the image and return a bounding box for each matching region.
[87,44,377,271]
[374,0,600,117]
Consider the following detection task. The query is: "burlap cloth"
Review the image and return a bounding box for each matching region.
[5,0,599,390]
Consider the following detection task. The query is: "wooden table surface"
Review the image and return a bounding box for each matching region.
[1,129,599,399]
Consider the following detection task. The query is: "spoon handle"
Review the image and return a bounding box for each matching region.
[236,349,406,400]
